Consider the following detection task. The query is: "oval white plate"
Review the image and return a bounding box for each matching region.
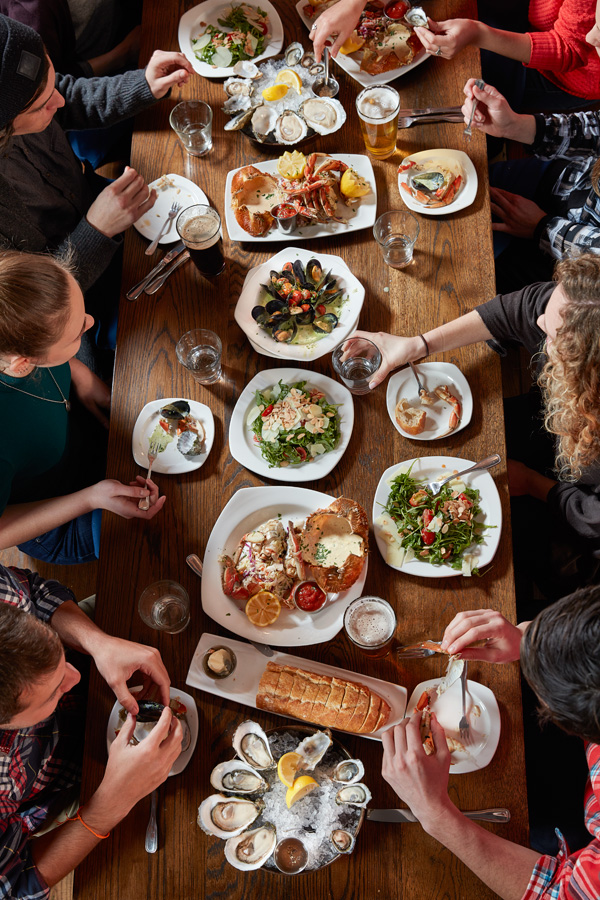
[106,687,198,776]
[372,456,502,577]
[229,367,354,482]
[397,149,478,216]
[386,362,473,440]
[202,486,368,646]
[234,248,365,360]
[179,0,284,78]
[132,398,215,474]
[134,174,208,245]
[405,678,500,773]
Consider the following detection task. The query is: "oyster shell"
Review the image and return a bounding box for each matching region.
[251,106,277,140]
[275,110,308,145]
[331,829,355,853]
[332,758,364,785]
[210,760,268,795]
[404,6,428,27]
[301,52,315,68]
[335,783,372,808]
[233,60,262,79]
[233,721,275,770]
[309,63,324,76]
[223,94,252,114]
[295,730,332,770]
[301,98,346,135]
[224,77,253,97]
[198,794,264,839]
[224,107,255,131]
[224,824,277,870]
[284,41,304,65]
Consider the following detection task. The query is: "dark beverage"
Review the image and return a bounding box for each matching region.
[176,206,225,277]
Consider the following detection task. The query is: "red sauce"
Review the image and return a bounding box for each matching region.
[384,0,409,18]
[295,581,327,612]
[272,203,296,219]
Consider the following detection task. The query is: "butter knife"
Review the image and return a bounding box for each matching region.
[396,105,462,118]
[250,640,274,657]
[126,241,185,301]
[145,790,158,852]
[144,250,190,295]
[367,808,510,824]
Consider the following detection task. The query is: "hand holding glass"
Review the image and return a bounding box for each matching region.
[332,337,382,394]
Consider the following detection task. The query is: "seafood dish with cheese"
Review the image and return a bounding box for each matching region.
[149,400,206,458]
[399,157,464,209]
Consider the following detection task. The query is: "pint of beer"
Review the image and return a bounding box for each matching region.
[343,596,397,658]
[176,204,225,277]
[355,85,400,159]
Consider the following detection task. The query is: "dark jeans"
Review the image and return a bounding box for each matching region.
[18,508,102,565]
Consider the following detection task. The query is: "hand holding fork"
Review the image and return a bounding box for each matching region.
[145,201,181,255]
[139,437,161,510]
[464,79,486,138]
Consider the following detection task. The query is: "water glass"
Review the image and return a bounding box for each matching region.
[355,84,400,159]
[176,204,225,277]
[373,210,420,269]
[343,596,397,658]
[169,101,213,156]
[332,337,382,395]
[176,328,222,385]
[138,580,190,633]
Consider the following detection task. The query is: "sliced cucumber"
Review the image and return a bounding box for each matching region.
[212,46,233,67]
[192,33,211,49]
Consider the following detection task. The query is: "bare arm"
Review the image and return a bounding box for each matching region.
[416,19,532,63]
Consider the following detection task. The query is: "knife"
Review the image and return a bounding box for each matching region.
[126,241,185,301]
[144,250,190,295]
[396,105,462,118]
[250,640,275,658]
[367,808,510,824]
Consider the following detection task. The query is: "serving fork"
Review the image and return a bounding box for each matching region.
[145,201,182,256]
[425,453,501,497]
[139,437,161,510]
[458,661,470,743]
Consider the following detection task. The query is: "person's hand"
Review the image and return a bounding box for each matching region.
[88,476,166,519]
[441,609,524,662]
[341,331,423,389]
[414,18,479,59]
[461,79,525,139]
[91,636,171,714]
[86,167,156,238]
[144,50,194,98]
[310,0,366,60]
[490,188,546,239]
[70,361,111,428]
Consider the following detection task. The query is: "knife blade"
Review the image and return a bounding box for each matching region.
[250,640,274,657]
[126,241,185,301]
[396,105,462,118]
[144,250,190,295]
[367,808,510,824]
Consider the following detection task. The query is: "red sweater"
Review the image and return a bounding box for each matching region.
[526,0,600,99]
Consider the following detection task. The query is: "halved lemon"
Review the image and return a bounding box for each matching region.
[275,68,303,94]
[340,168,371,198]
[245,591,281,627]
[277,150,307,179]
[285,775,318,808]
[262,84,289,102]
[277,751,303,788]
[339,33,365,55]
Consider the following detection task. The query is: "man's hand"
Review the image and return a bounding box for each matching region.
[145,50,194,98]
[441,609,526,662]
[341,331,423,389]
[415,18,480,58]
[490,188,546,239]
[310,0,367,60]
[91,636,171,714]
[69,360,111,428]
[86,167,156,238]
[88,476,166,519]
[462,79,535,142]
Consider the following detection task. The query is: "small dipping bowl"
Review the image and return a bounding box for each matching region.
[384,0,414,20]
[292,580,328,614]
[271,202,298,235]
[274,837,309,874]
[202,645,237,680]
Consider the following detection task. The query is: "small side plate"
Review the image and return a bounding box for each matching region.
[134,173,208,245]
[132,398,215,474]
[386,362,473,441]
[397,149,478,216]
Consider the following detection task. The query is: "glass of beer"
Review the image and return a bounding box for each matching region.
[355,85,400,159]
[176,205,225,277]
[343,596,397,658]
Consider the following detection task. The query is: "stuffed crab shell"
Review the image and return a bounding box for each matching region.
[300,497,369,592]
[220,518,297,606]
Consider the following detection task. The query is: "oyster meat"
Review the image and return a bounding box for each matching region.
[284,41,304,65]
[275,110,308,145]
[251,106,277,140]
[331,829,355,853]
[294,730,332,771]
[233,721,275,770]
[224,77,253,97]
[210,759,268,795]
[301,98,346,136]
[198,794,264,839]
[332,758,364,785]
[335,783,372,808]
[224,824,277,870]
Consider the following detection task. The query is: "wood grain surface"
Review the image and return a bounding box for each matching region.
[75,2,528,898]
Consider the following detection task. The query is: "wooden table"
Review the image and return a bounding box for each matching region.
[75,2,528,897]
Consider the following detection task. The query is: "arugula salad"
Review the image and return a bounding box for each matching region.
[246,380,340,468]
[191,4,270,68]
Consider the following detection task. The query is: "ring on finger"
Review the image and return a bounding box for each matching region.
[311,22,318,30]
[435,46,442,56]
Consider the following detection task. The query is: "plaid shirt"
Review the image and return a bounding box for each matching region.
[0,565,82,900]
[532,111,600,259]
[523,742,600,899]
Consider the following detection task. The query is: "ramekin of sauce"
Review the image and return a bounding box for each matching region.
[274,837,309,874]
[292,581,327,613]
[384,0,410,19]
[271,202,298,235]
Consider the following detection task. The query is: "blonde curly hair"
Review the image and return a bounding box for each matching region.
[538,253,600,480]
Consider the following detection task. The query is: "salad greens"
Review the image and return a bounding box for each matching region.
[191,4,269,67]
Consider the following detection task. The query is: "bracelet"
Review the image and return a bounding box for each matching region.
[418,333,430,357]
[66,810,110,840]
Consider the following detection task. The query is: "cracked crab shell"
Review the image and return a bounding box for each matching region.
[300,497,369,592]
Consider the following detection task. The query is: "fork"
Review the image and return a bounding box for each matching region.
[425,453,501,497]
[397,112,465,129]
[145,202,181,256]
[139,437,161,510]
[463,79,485,138]
[408,361,436,403]
[396,640,442,658]
[458,661,470,742]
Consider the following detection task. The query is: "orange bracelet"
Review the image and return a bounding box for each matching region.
[66,810,110,840]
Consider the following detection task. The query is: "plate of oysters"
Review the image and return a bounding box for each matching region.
[199,721,370,872]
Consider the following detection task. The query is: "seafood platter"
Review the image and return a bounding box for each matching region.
[132,398,215,475]
[198,722,372,872]
[373,457,502,577]
[234,249,365,360]
[386,362,473,440]
[133,174,208,245]
[398,149,478,216]
[201,486,370,646]
[296,0,429,87]
[225,153,376,241]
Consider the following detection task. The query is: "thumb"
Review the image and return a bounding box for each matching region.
[368,368,386,390]
[114,711,136,747]
[116,687,139,716]
[424,18,443,34]
[430,713,449,755]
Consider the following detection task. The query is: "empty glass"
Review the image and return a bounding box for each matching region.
[332,337,382,395]
[138,580,190,633]
[374,210,420,268]
[176,328,222,385]
[170,101,213,156]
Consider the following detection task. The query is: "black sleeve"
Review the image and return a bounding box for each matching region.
[548,481,600,551]
[475,282,554,357]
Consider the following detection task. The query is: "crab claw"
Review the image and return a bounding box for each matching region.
[221,558,249,599]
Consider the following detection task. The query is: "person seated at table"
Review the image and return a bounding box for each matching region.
[0,249,165,565]
[381,585,600,899]
[353,253,600,610]
[0,561,182,899]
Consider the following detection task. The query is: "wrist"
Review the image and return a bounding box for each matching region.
[410,334,428,361]
[418,797,460,838]
[89,783,134,827]
[508,113,536,144]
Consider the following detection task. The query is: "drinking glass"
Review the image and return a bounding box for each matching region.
[343,596,397,658]
[176,328,222,385]
[169,101,213,156]
[138,580,190,633]
[373,210,420,268]
[332,337,382,395]
[176,205,225,277]
[355,85,400,159]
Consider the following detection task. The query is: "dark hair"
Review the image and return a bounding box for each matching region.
[0,51,51,154]
[0,604,63,724]
[520,585,600,742]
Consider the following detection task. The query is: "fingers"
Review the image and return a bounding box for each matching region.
[430,713,450,760]
[368,366,387,389]
[116,687,139,716]
[329,32,346,57]
[144,705,173,747]
[139,494,167,519]
[490,186,518,204]
[113,711,136,746]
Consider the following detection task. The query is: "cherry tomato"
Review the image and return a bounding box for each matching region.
[290,290,303,303]
[421,529,435,545]
[262,404,274,417]
[279,283,293,296]
[422,508,433,527]
[159,420,169,432]
[295,446,307,461]
[282,262,293,271]
[301,303,311,312]
[316,303,326,315]
[458,493,473,508]
[409,490,428,507]
[301,289,312,300]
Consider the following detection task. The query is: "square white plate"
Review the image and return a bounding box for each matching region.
[386,362,473,440]
[132,398,215,474]
[398,149,478,216]
[133,174,208,245]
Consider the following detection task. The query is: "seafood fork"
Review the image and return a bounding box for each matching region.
[458,662,470,743]
[464,79,486,138]
[139,437,161,510]
[425,453,501,497]
[145,201,181,256]
[408,362,436,404]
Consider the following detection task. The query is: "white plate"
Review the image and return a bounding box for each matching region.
[405,677,500,773]
[202,486,368,646]
[133,174,208,244]
[187,633,407,741]
[372,456,502,577]
[386,362,473,440]
[397,149,478,216]
[179,0,284,78]
[106,687,199,776]
[224,154,377,242]
[132,398,215,474]
[229,367,354,482]
[295,0,430,87]
[234,248,365,360]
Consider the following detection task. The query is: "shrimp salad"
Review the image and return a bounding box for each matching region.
[192,4,270,67]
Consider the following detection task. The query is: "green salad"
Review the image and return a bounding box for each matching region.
[247,380,340,468]
[191,4,269,67]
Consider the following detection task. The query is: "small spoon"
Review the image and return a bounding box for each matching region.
[312,46,339,98]
[145,790,158,853]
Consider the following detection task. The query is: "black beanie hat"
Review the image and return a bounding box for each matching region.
[0,15,46,129]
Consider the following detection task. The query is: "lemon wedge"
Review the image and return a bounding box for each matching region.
[340,168,371,198]
[275,68,303,94]
[277,751,303,788]
[262,84,289,102]
[277,150,307,179]
[285,775,318,808]
[339,33,365,55]
[245,591,281,627]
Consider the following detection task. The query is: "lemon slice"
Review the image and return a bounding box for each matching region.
[262,84,289,102]
[275,68,303,94]
[340,168,371,198]
[277,150,307,179]
[339,33,365,55]
[285,775,318,808]
[245,591,281,627]
[277,751,303,787]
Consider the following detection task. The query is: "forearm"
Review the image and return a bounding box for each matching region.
[50,600,107,655]
[0,489,95,549]
[526,469,556,502]
[421,310,494,357]
[474,22,532,63]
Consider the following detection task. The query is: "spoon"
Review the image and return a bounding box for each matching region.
[312,46,339,98]
[145,790,158,853]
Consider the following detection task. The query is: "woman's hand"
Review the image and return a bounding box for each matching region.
[461,80,535,142]
[145,50,194,98]
[86,167,156,238]
[88,476,166,519]
[310,0,367,60]
[69,360,111,428]
[441,609,525,662]
[415,18,480,59]
[91,636,171,714]
[342,331,424,389]
[490,188,546,239]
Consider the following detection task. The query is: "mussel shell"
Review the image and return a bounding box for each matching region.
[305,258,323,285]
[335,783,372,807]
[265,298,288,315]
[161,400,190,419]
[178,430,203,457]
[251,305,270,326]
[224,824,276,870]
[232,721,275,770]
[410,170,445,194]
[198,794,264,839]
[331,829,355,853]
[136,700,165,722]
[273,318,298,343]
[295,308,315,326]
[284,41,304,65]
[332,758,365,784]
[292,259,306,284]
[312,313,338,334]
[210,760,269,795]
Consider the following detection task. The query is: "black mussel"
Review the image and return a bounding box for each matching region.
[273,317,298,343]
[266,311,287,329]
[313,313,338,334]
[292,259,306,285]
[263,281,285,301]
[265,298,288,315]
[295,308,315,326]
[160,400,190,419]
[269,269,283,281]
[306,258,323,285]
[252,305,269,325]
[178,430,204,456]
[136,700,165,722]
[322,288,344,305]
[411,171,445,194]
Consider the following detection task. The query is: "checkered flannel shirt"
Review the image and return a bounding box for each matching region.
[0,565,81,900]
[532,111,600,260]
[523,741,600,899]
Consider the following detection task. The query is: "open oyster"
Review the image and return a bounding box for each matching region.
[275,110,308,145]
[224,106,255,131]
[284,41,304,65]
[224,824,277,870]
[198,794,264,839]
[295,730,332,771]
[331,829,355,853]
[251,106,277,140]
[335,783,372,808]
[210,760,268,795]
[332,758,364,785]
[233,721,275,770]
[233,60,262,79]
[301,98,346,136]
[224,77,253,97]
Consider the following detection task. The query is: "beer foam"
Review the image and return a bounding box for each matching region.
[182,214,221,249]
[357,87,399,125]
[346,597,395,646]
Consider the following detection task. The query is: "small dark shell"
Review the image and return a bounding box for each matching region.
[265,311,287,329]
[265,298,288,315]
[160,400,190,419]
[322,288,344,305]
[313,313,338,334]
[273,318,297,343]
[295,308,315,326]
[136,700,165,723]
[300,52,315,68]
[178,430,203,456]
[252,305,269,325]
[292,259,306,284]
[306,258,323,285]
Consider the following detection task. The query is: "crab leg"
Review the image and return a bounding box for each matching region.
[434,384,462,431]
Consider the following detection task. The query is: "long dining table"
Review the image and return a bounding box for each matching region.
[75,1,529,897]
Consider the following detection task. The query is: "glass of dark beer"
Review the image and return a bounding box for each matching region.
[176,205,225,277]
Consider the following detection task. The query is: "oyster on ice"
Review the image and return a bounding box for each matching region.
[233,60,262,79]
[233,721,275,770]
[331,829,355,853]
[284,41,304,65]
[224,824,277,870]
[210,760,269,795]
[294,730,332,771]
[275,110,308,145]
[335,783,372,808]
[224,77,253,97]
[224,106,255,131]
[251,106,277,141]
[301,98,346,136]
[332,758,365,785]
[198,794,264,839]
